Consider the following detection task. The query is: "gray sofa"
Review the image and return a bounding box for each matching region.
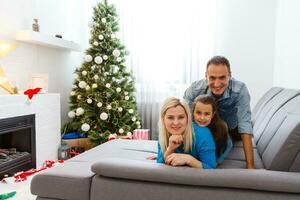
[31,87,300,200]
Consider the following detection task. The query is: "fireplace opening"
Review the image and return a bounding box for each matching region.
[0,114,36,176]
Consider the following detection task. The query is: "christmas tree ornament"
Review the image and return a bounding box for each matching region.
[136,121,141,125]
[81,123,90,132]
[78,81,87,89]
[97,102,103,107]
[94,75,99,80]
[103,55,108,60]
[93,41,99,46]
[101,18,107,23]
[82,70,87,76]
[91,65,95,70]
[100,112,109,120]
[105,83,111,88]
[68,111,76,118]
[119,128,124,134]
[128,109,134,114]
[99,133,104,137]
[74,73,79,79]
[107,104,112,110]
[113,49,120,57]
[85,85,91,90]
[125,96,130,100]
[88,21,94,28]
[124,91,129,95]
[116,57,122,62]
[77,95,82,100]
[76,107,84,115]
[87,98,93,104]
[116,87,121,92]
[127,132,132,137]
[70,91,76,96]
[118,107,123,112]
[85,55,93,62]
[92,83,98,88]
[94,56,103,64]
[98,34,104,40]
[132,117,136,121]
[137,125,141,129]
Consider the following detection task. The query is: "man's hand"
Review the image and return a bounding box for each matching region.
[241,133,255,169]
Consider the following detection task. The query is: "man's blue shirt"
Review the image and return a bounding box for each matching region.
[183,78,253,135]
[157,122,216,169]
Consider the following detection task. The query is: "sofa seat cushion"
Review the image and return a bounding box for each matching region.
[222,147,264,169]
[31,161,94,200]
[70,139,158,163]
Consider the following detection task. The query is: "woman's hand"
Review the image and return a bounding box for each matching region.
[168,135,184,151]
[165,153,202,168]
[165,153,190,166]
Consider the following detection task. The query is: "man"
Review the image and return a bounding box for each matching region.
[184,56,254,169]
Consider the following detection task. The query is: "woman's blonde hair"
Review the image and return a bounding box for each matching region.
[158,97,194,155]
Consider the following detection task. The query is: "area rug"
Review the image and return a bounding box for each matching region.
[0,175,36,200]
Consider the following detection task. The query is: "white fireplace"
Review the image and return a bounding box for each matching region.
[0,94,61,167]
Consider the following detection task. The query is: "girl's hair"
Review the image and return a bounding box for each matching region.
[192,95,228,157]
[158,97,193,155]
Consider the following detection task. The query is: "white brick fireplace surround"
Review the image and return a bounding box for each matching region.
[0,94,61,167]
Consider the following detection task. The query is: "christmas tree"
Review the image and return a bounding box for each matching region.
[65,0,142,145]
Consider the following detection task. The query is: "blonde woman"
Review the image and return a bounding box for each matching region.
[157,97,216,169]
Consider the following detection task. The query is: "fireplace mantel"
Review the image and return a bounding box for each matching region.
[0,94,61,167]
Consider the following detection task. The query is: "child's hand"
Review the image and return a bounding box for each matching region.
[146,155,157,160]
[168,135,184,150]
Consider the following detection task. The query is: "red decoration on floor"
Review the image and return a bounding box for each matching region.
[13,160,64,182]
[24,88,42,100]
[68,149,81,157]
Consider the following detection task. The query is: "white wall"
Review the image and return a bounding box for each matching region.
[214,0,277,108]
[2,0,298,127]
[0,0,90,125]
[273,0,300,89]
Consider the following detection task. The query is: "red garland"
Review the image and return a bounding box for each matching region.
[13,160,64,182]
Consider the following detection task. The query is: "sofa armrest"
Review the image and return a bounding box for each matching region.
[91,158,300,194]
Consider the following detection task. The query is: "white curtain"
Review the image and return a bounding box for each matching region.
[106,0,217,139]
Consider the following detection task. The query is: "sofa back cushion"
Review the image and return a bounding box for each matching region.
[257,94,300,171]
[251,87,283,124]
[253,88,300,144]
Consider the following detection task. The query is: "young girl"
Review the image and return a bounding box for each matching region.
[192,95,233,164]
[157,97,216,169]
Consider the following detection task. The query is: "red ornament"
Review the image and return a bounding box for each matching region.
[24,88,42,100]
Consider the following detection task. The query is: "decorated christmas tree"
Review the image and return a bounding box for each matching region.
[65,0,142,145]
